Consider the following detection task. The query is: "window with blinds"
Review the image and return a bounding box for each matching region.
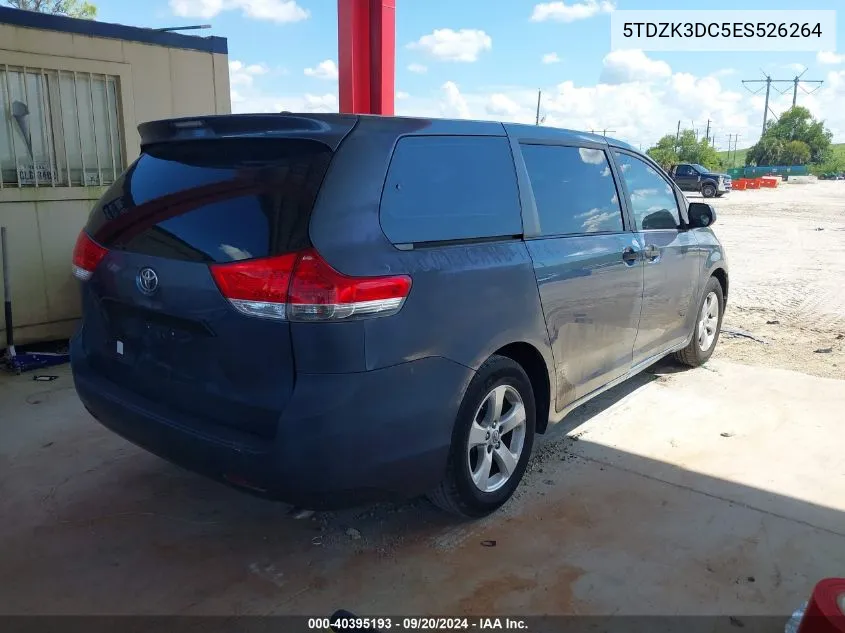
[0,65,123,188]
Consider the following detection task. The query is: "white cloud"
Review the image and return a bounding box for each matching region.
[712,68,737,77]
[440,81,471,118]
[230,49,845,151]
[486,93,521,117]
[170,0,308,23]
[407,63,428,74]
[817,51,845,65]
[396,91,410,100]
[600,49,671,84]
[303,94,338,111]
[542,52,562,64]
[408,29,492,62]
[229,60,270,86]
[531,0,614,23]
[579,148,605,164]
[304,60,339,80]
[784,63,806,73]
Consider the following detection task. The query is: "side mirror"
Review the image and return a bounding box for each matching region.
[688,202,716,228]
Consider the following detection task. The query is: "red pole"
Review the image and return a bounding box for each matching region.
[338,0,395,115]
[368,0,395,115]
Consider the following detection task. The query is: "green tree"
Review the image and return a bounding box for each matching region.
[5,0,97,18]
[646,134,679,170]
[746,106,832,166]
[647,129,723,171]
[781,140,811,165]
[746,137,783,166]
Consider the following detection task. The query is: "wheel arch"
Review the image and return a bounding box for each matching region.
[491,342,552,435]
[711,266,728,302]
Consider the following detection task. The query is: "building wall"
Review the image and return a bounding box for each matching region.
[0,21,230,345]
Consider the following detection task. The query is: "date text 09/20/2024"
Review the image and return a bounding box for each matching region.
[309,617,530,630]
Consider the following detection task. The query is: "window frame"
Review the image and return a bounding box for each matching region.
[510,137,630,240]
[0,59,127,190]
[610,147,689,232]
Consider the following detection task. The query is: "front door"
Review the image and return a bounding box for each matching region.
[673,164,700,191]
[518,142,644,407]
[613,151,701,366]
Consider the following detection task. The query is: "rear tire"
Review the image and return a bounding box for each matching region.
[675,276,724,367]
[701,183,717,198]
[428,355,536,518]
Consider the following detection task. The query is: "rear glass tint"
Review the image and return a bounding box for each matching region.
[379,136,521,244]
[86,139,332,263]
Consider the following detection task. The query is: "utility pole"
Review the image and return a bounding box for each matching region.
[535,89,542,126]
[589,129,616,136]
[705,119,711,145]
[675,120,681,150]
[744,72,824,137]
[733,134,740,167]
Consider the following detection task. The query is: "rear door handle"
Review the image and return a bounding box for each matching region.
[622,246,640,266]
[644,244,660,262]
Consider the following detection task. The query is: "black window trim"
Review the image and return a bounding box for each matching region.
[611,147,687,233]
[516,141,629,240]
[378,133,525,248]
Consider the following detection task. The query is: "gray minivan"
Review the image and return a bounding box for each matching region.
[70,114,728,517]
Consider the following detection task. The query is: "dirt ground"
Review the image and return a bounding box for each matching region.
[709,180,845,379]
[1,180,844,621]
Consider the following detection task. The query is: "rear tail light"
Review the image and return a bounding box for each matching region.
[210,248,411,322]
[72,231,108,281]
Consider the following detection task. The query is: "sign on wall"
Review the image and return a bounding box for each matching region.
[17,161,58,185]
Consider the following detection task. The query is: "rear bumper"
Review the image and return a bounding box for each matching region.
[71,341,474,508]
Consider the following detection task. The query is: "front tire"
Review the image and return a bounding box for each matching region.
[428,355,536,518]
[675,276,724,367]
[701,183,717,198]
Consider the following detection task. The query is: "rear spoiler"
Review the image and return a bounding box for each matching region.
[138,113,359,152]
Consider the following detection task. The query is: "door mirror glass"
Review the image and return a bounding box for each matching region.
[688,202,717,228]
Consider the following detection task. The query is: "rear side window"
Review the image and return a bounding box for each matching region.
[520,144,624,236]
[85,138,333,262]
[379,136,521,244]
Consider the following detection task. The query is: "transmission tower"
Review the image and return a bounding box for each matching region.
[742,70,824,137]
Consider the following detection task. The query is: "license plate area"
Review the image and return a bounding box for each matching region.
[100,300,213,364]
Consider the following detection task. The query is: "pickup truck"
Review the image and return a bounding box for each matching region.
[668,163,731,198]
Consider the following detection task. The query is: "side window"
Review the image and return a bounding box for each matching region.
[614,152,681,231]
[380,136,521,244]
[520,144,623,236]
[675,165,692,176]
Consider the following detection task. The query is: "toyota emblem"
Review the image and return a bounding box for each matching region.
[136,267,159,295]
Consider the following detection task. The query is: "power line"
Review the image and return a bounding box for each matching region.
[742,72,824,138]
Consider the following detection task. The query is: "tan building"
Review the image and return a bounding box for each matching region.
[0,7,230,346]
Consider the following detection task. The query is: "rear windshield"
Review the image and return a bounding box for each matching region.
[85,138,333,263]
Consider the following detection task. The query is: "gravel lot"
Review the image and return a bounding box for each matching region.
[707,180,845,379]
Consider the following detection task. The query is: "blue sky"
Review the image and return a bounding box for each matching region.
[95,0,845,149]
